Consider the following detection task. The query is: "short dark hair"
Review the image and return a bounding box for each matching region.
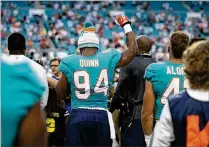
[50,58,61,64]
[136,35,153,53]
[170,31,189,59]
[7,32,26,51]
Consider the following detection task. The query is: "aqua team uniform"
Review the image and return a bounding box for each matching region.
[1,56,45,147]
[144,61,187,145]
[59,48,121,146]
[144,61,187,120]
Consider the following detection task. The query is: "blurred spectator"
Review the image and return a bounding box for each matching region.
[50,58,62,80]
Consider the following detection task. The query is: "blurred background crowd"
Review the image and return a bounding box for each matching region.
[1,1,209,73]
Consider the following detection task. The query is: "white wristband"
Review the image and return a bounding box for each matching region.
[123,24,132,34]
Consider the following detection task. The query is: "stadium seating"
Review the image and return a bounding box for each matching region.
[1,1,209,59]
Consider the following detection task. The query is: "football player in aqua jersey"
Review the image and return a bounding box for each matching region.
[56,15,138,146]
[152,39,209,147]
[1,54,47,147]
[141,31,190,146]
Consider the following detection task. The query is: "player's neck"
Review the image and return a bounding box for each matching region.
[82,48,97,56]
[82,53,96,56]
[169,57,183,63]
[10,50,25,55]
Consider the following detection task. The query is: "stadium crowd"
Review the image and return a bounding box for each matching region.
[1,1,209,66]
[1,1,209,147]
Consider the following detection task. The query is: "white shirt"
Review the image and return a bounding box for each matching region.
[152,89,209,146]
[4,54,49,110]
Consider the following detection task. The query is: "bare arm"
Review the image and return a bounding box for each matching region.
[18,102,47,146]
[152,102,175,146]
[108,86,115,100]
[114,15,138,68]
[141,80,155,135]
[56,74,70,100]
[116,31,138,68]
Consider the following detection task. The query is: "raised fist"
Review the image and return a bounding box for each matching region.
[115,15,131,27]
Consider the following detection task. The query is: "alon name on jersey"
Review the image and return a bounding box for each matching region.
[167,66,184,76]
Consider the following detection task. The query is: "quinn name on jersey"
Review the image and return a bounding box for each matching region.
[80,59,99,67]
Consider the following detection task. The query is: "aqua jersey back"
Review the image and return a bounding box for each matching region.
[1,56,45,147]
[144,61,188,119]
[59,48,121,109]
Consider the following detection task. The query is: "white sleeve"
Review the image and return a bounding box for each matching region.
[40,70,49,110]
[152,101,175,146]
[26,59,49,110]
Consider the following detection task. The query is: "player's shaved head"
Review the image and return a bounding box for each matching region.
[7,32,26,55]
[136,35,152,53]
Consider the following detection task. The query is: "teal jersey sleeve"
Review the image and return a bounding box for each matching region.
[59,57,71,75]
[1,60,45,147]
[59,55,76,81]
[109,48,121,70]
[144,63,164,120]
[144,63,157,82]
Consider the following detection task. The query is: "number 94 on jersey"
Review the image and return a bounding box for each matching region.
[74,69,109,100]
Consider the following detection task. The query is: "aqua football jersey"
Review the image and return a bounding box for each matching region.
[59,48,121,109]
[1,58,45,147]
[144,61,187,119]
